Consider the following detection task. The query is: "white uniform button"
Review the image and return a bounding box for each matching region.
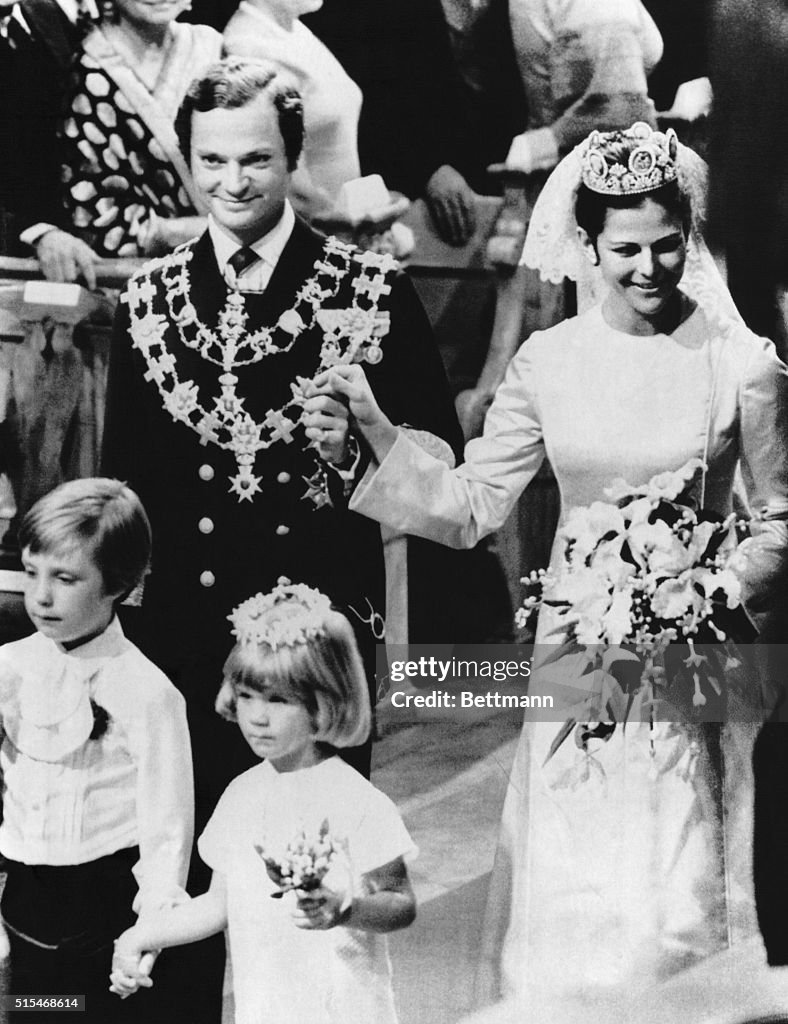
[199,464,215,481]
[275,525,290,537]
[198,517,214,534]
[277,472,291,484]
[200,570,215,587]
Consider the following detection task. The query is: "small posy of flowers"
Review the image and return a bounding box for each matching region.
[517,459,754,762]
[254,819,340,897]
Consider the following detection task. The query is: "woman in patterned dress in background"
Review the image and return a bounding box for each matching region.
[35,0,221,276]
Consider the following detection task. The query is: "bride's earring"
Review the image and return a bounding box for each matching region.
[576,228,599,267]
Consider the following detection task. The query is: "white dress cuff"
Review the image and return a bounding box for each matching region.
[506,128,560,174]
[20,223,58,248]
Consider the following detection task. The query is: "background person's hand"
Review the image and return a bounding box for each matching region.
[662,77,713,122]
[425,165,476,246]
[35,230,99,290]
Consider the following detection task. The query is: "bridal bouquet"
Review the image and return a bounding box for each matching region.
[254,819,344,898]
[517,458,755,760]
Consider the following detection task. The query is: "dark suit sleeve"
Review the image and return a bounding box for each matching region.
[359,269,505,644]
[364,270,464,462]
[0,0,74,243]
[100,296,152,487]
[325,269,461,510]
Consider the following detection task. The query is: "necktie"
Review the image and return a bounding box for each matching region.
[228,247,261,287]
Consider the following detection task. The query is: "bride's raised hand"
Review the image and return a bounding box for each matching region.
[312,366,398,462]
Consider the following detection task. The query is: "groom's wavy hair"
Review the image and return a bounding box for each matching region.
[176,57,305,171]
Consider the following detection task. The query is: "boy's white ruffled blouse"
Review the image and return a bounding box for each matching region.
[0,617,193,915]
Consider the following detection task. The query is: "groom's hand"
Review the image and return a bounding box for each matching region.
[311,366,398,463]
[302,388,351,464]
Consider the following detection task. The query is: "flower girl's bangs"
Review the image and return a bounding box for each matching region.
[216,609,371,748]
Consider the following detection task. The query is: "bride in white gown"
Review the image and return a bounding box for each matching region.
[310,122,788,1019]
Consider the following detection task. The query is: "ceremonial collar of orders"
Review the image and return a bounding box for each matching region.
[123,236,397,504]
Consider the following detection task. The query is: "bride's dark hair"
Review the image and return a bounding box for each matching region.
[575,180,692,243]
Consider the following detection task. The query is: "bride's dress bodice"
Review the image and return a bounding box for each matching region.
[535,304,724,520]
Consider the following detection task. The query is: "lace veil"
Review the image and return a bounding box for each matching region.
[521,137,742,322]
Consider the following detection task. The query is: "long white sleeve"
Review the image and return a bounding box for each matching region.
[351,340,546,548]
[122,681,194,916]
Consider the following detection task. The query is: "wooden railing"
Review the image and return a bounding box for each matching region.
[0,264,133,531]
[0,256,143,287]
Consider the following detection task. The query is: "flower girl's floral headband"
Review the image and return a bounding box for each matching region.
[228,577,332,650]
[581,121,679,196]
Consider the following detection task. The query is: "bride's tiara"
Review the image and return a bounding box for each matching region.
[228,577,332,649]
[581,122,679,196]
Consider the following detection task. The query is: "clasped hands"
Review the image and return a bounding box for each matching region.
[109,942,156,999]
[302,366,396,466]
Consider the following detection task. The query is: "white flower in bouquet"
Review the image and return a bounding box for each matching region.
[519,458,756,764]
[604,457,705,503]
[562,501,627,563]
[254,818,346,898]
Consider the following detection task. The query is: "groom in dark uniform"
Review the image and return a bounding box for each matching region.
[102,54,466,1022]
[101,45,461,877]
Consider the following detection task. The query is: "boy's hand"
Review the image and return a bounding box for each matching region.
[109,931,155,998]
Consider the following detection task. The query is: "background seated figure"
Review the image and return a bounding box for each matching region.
[26,0,221,284]
[505,0,663,174]
[304,0,510,247]
[0,0,90,256]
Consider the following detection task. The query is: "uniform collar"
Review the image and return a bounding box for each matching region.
[208,201,296,278]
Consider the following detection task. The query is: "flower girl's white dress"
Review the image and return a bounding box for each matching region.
[351,298,788,1017]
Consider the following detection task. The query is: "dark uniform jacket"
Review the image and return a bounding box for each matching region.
[101,218,463,816]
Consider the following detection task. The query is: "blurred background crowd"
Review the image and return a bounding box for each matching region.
[0,0,712,264]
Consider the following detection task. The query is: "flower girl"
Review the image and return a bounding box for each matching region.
[111,578,417,1024]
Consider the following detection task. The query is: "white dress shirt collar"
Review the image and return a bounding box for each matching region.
[56,0,100,23]
[1,0,98,41]
[208,201,296,293]
[1,616,127,762]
